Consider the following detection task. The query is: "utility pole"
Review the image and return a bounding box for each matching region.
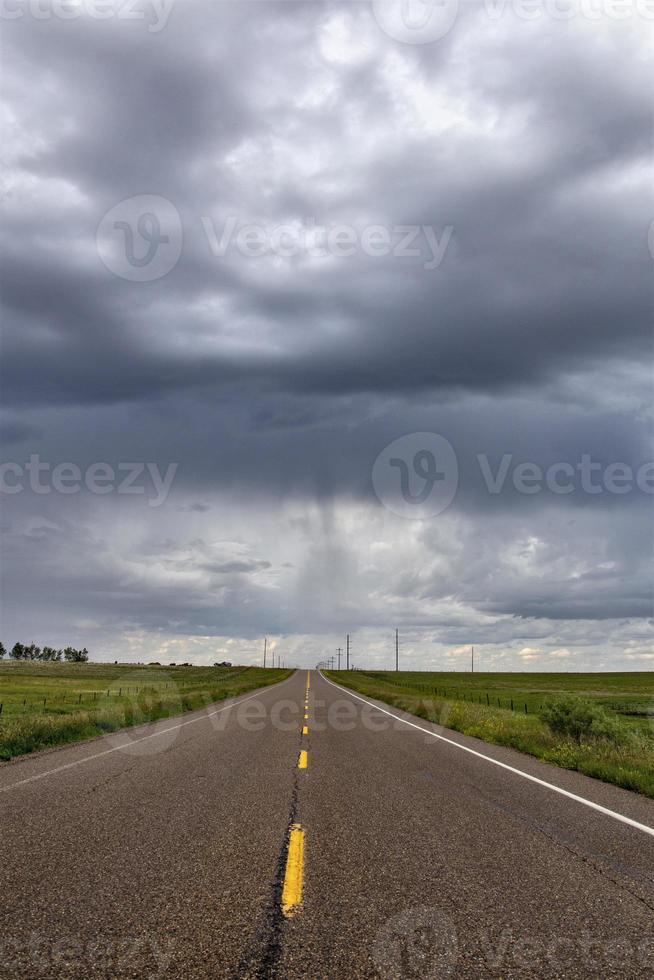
[337,647,341,670]
[346,634,350,670]
[395,628,399,672]
[471,646,474,673]
[263,637,267,668]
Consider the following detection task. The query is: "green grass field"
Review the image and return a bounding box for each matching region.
[326,670,654,798]
[0,661,291,760]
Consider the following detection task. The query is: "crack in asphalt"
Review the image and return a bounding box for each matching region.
[234,728,306,979]
[478,791,654,913]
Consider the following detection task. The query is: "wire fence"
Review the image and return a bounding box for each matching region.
[355,675,546,715]
[0,667,253,717]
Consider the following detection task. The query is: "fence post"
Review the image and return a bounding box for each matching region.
[525,703,528,714]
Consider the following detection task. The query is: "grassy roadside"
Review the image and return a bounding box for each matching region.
[0,663,292,761]
[325,670,654,799]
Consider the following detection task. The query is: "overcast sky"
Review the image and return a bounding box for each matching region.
[1,0,652,670]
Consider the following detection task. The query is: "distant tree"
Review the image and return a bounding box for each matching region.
[63,646,89,663]
[24,643,41,661]
[10,642,26,660]
[40,646,63,662]
[0,642,5,659]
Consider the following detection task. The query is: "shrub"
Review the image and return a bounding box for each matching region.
[540,697,630,745]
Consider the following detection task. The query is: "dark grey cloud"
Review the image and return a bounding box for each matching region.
[0,2,652,666]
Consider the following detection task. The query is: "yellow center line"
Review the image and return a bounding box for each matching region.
[302,725,309,735]
[281,824,305,917]
[304,712,309,720]
[298,749,308,769]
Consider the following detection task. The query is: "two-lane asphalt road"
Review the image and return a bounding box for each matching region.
[1,670,653,978]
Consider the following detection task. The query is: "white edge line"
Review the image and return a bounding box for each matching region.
[319,672,654,839]
[1,673,296,794]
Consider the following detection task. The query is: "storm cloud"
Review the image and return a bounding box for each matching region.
[1,1,652,669]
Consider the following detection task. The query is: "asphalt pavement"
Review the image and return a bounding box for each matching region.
[1,669,653,979]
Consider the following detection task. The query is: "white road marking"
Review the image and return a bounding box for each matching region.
[0,674,296,794]
[320,673,654,839]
